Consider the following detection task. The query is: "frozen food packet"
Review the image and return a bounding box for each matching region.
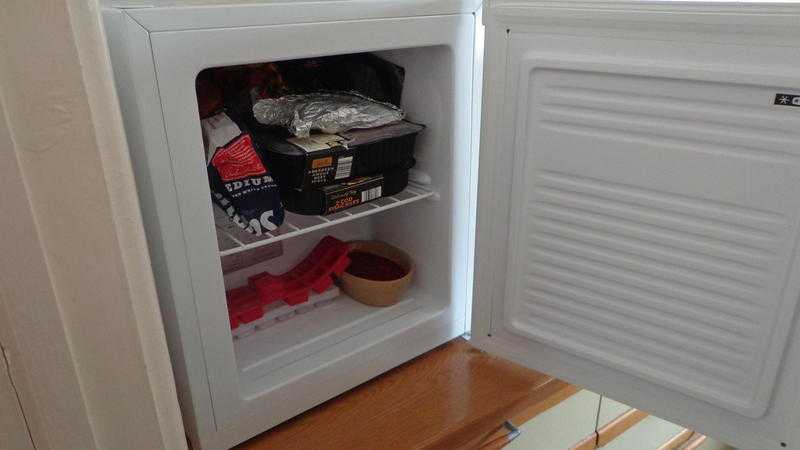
[252,91,404,138]
[202,111,285,235]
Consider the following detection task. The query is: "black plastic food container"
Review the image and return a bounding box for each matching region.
[281,168,409,215]
[243,119,423,190]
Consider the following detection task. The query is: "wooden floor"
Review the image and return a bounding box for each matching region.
[235,337,576,450]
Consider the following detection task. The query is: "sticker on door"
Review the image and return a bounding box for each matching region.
[774,93,800,107]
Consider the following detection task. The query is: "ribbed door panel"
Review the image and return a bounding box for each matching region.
[503,63,800,418]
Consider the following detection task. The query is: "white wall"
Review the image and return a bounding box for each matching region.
[0,284,34,450]
[0,1,185,449]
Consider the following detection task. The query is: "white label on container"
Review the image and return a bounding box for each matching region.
[335,156,353,180]
[361,186,382,203]
[287,134,346,152]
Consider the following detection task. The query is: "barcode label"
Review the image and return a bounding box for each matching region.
[361,186,382,202]
[334,156,353,180]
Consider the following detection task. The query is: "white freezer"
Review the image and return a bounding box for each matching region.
[103,1,800,449]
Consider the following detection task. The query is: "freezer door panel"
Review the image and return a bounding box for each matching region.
[509,59,798,419]
[472,3,800,449]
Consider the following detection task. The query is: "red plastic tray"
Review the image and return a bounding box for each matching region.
[226,286,262,329]
[227,236,351,330]
[250,236,351,306]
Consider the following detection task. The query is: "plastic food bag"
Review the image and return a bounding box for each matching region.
[252,91,404,138]
[202,111,285,235]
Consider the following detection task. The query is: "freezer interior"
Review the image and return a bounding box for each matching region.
[195,46,471,391]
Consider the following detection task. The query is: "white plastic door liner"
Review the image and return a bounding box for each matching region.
[473,4,800,448]
[505,59,800,419]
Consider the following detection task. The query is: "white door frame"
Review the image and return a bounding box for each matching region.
[0,1,185,449]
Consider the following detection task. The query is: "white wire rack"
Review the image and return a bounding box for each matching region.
[216,182,435,257]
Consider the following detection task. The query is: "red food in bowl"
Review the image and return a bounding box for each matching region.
[345,251,407,281]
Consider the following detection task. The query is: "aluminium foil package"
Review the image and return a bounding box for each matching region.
[252,91,404,138]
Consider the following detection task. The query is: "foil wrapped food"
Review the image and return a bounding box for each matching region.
[252,91,404,138]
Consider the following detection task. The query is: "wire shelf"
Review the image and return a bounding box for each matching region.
[216,182,435,257]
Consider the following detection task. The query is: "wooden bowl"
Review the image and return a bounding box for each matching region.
[338,241,414,307]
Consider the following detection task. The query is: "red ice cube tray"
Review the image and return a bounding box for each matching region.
[226,286,262,329]
[226,236,351,330]
[249,236,351,305]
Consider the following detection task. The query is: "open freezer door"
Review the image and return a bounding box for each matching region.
[470,2,800,449]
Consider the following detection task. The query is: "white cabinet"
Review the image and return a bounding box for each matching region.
[103,1,800,449]
[105,5,477,448]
